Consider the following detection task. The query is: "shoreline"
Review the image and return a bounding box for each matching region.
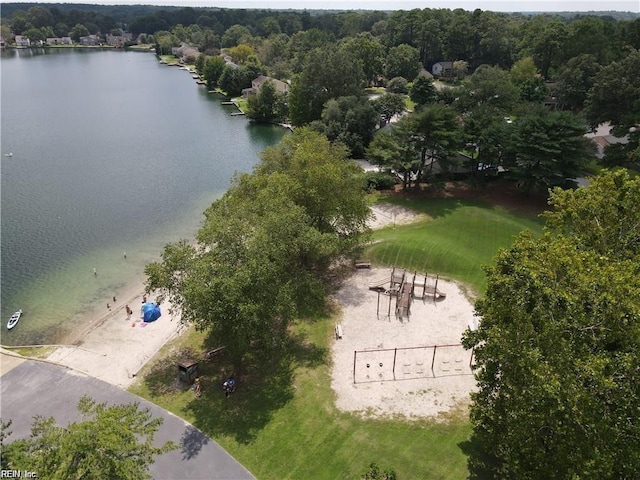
[44,283,185,388]
[26,202,420,389]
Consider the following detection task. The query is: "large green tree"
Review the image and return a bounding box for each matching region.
[463,170,640,480]
[503,108,593,192]
[146,129,370,363]
[339,32,384,86]
[288,47,364,126]
[2,396,176,480]
[366,103,460,188]
[202,56,226,89]
[246,79,287,122]
[584,49,640,168]
[384,43,422,81]
[309,95,378,157]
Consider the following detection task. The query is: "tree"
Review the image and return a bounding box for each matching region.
[463,170,640,480]
[503,108,594,192]
[23,27,45,43]
[228,43,256,65]
[202,56,226,89]
[509,56,538,86]
[288,47,364,126]
[339,32,384,86]
[585,49,640,135]
[386,77,408,94]
[409,75,437,107]
[366,123,418,190]
[2,396,176,479]
[246,80,287,122]
[463,104,513,181]
[218,64,256,97]
[555,54,600,112]
[455,64,520,114]
[452,59,469,80]
[367,104,461,188]
[518,16,568,79]
[385,44,421,81]
[372,93,406,122]
[70,23,90,42]
[584,49,640,168]
[221,24,252,48]
[146,129,370,364]
[310,95,378,157]
[403,103,462,184]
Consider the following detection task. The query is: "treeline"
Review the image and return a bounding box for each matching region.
[3,4,640,70]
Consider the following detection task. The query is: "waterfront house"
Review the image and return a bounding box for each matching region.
[242,75,290,97]
[171,43,199,61]
[80,35,100,46]
[15,35,30,47]
[106,33,133,47]
[48,36,72,45]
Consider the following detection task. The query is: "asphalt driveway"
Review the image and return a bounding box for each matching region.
[0,355,255,480]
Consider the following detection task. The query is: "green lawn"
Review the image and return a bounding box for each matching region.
[367,195,543,295]
[130,319,471,480]
[129,191,545,479]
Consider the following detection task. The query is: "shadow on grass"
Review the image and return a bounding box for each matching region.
[141,329,328,445]
[143,347,198,396]
[458,433,498,480]
[182,353,296,444]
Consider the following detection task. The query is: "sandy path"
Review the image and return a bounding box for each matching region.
[368,203,428,230]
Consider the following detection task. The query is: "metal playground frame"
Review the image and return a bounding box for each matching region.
[353,343,474,384]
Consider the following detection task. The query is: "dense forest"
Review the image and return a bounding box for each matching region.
[2,3,639,184]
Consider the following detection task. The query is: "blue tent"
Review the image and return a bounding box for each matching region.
[142,302,161,323]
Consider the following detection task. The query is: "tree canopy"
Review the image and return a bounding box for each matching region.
[145,129,370,364]
[463,170,640,479]
[1,396,176,480]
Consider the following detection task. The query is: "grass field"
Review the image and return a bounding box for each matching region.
[367,194,543,295]
[129,190,545,479]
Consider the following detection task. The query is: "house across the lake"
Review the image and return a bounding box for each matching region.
[242,75,290,97]
[432,61,453,78]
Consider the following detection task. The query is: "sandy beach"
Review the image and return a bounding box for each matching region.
[44,285,185,388]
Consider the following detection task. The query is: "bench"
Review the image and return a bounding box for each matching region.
[354,259,371,269]
[335,323,343,339]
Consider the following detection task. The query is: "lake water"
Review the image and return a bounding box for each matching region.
[1,48,285,346]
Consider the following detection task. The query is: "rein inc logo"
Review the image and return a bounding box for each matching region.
[0,472,37,478]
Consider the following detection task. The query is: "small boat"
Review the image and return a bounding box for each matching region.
[7,310,22,330]
[4,152,13,157]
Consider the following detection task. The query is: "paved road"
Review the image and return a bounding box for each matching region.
[0,355,255,480]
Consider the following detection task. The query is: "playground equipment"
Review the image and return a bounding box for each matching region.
[352,344,474,383]
[370,267,447,320]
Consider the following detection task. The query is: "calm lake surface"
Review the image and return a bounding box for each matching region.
[1,48,285,345]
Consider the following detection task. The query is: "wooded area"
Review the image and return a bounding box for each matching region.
[2,4,639,179]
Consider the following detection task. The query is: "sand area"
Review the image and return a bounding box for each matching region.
[44,284,184,388]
